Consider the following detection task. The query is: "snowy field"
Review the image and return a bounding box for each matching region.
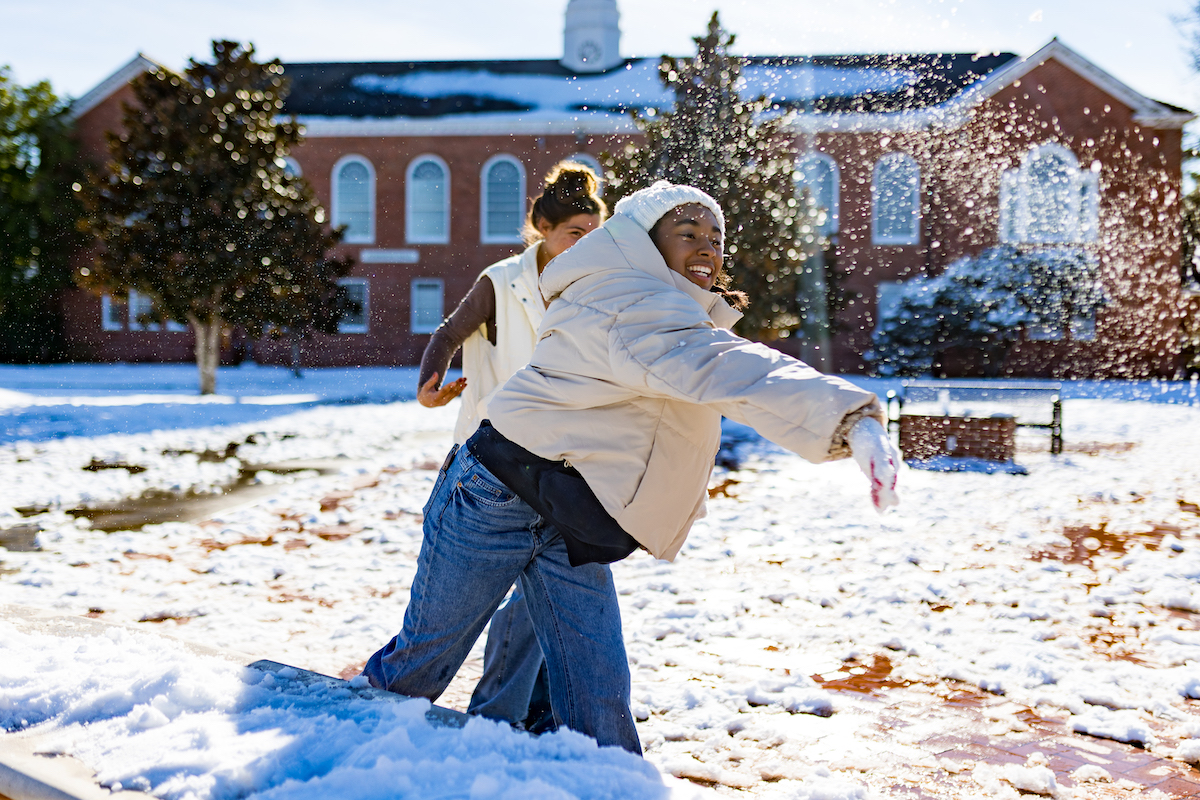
[1,364,1199,799]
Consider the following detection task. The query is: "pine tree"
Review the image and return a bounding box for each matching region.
[0,68,82,362]
[602,13,837,345]
[868,246,1106,376]
[79,41,351,394]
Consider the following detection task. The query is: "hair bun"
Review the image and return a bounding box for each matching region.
[549,165,596,203]
[522,158,608,245]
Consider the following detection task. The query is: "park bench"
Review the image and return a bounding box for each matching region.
[885,379,1064,462]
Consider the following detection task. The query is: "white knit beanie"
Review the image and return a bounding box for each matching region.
[613,180,725,236]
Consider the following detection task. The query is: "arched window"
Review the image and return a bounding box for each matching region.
[406,155,450,244]
[871,153,920,245]
[795,152,839,235]
[281,157,302,179]
[1000,144,1099,244]
[481,155,526,244]
[332,155,375,244]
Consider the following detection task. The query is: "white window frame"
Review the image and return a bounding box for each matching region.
[999,143,1099,245]
[337,277,370,334]
[871,152,921,246]
[480,154,527,245]
[875,281,905,334]
[1070,308,1097,342]
[331,154,376,245]
[795,151,840,235]
[281,156,303,178]
[410,278,445,334]
[101,295,124,331]
[405,154,451,245]
[127,289,160,332]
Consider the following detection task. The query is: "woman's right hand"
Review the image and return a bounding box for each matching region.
[418,372,468,408]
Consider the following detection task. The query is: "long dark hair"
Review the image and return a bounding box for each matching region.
[522,161,607,245]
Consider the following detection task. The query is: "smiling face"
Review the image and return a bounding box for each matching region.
[649,204,724,291]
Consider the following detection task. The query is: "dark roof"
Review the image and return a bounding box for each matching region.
[279,52,1021,119]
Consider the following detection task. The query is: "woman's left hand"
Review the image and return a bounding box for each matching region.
[848,417,900,513]
[418,372,468,408]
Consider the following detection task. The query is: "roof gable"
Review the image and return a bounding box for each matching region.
[68,54,161,121]
[965,39,1192,129]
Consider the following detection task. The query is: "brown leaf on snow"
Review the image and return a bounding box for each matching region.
[124,551,173,562]
[269,593,335,608]
[196,535,275,552]
[319,491,355,511]
[311,525,362,541]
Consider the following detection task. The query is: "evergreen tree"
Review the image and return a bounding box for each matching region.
[602,13,838,345]
[868,246,1106,376]
[0,68,82,362]
[79,41,351,394]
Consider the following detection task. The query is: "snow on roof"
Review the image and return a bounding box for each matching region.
[280,53,1018,121]
[346,60,926,114]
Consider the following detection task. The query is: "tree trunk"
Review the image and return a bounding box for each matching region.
[190,316,223,395]
[290,334,303,379]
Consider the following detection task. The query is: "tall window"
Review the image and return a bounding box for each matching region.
[795,152,839,235]
[481,155,525,244]
[406,156,450,244]
[871,153,920,245]
[1000,144,1099,244]
[126,290,185,332]
[337,278,370,334]
[332,155,375,244]
[411,278,444,334]
[101,295,124,331]
[127,290,159,331]
[875,281,905,333]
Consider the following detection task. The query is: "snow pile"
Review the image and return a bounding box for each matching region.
[0,620,670,799]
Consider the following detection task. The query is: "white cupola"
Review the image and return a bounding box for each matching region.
[561,0,623,73]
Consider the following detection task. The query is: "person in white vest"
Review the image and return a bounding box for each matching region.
[366,180,900,754]
[416,161,607,732]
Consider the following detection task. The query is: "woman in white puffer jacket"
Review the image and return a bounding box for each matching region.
[364,181,900,755]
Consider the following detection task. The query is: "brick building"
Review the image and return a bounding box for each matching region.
[62,0,1194,377]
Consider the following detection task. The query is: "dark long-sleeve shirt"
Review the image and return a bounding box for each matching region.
[418,277,498,389]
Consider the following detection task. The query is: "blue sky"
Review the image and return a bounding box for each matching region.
[2,0,1199,112]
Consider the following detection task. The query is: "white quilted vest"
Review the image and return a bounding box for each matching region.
[454,243,545,444]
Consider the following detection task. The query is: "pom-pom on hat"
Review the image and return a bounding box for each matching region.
[613,180,725,236]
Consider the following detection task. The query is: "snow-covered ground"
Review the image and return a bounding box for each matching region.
[1,365,1199,799]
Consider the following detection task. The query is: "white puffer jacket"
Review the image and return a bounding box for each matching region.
[489,213,881,561]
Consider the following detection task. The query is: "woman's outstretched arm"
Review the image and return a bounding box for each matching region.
[417,277,496,407]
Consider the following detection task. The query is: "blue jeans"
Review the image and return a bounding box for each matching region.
[468,585,552,730]
[362,444,640,754]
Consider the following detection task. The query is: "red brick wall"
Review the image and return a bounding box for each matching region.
[251,132,631,367]
[899,414,1017,462]
[57,55,1186,378]
[810,56,1186,378]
